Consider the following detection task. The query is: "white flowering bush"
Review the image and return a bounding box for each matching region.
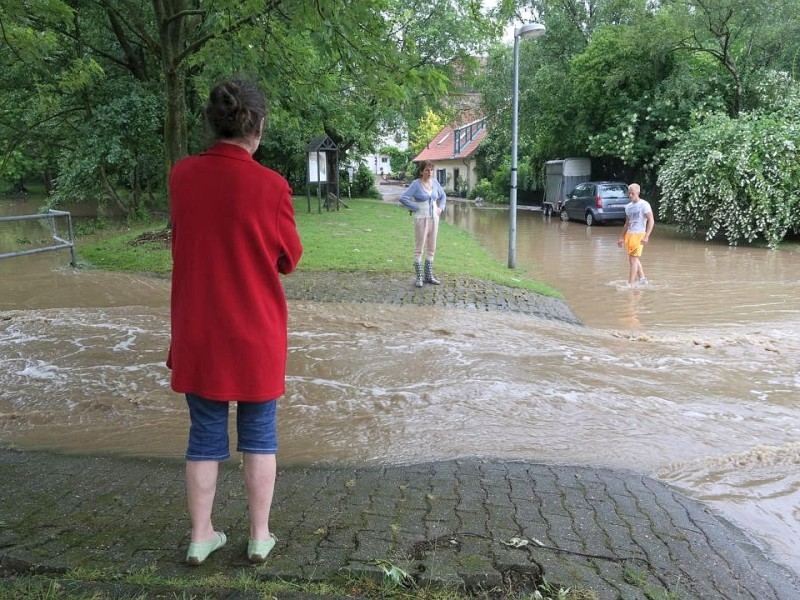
[658,90,800,248]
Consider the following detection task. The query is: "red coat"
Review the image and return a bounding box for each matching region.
[167,142,303,401]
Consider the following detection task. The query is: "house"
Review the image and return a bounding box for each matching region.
[360,131,408,177]
[412,116,488,195]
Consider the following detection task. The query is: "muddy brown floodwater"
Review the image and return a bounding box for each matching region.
[1,195,799,576]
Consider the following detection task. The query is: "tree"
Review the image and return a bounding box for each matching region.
[409,109,447,156]
[665,0,800,116]
[0,0,90,194]
[481,0,800,192]
[478,1,672,189]
[0,0,497,213]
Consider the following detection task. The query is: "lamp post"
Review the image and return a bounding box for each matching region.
[508,22,546,269]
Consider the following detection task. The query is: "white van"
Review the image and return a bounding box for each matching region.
[542,158,591,217]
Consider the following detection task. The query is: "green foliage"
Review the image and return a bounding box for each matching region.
[47,83,165,215]
[467,178,505,204]
[0,0,496,216]
[351,164,380,198]
[658,79,800,248]
[569,20,676,166]
[409,109,447,156]
[562,13,733,180]
[665,0,797,116]
[469,149,537,205]
[0,150,39,191]
[479,0,800,194]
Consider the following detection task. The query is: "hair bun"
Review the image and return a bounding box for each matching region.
[205,78,267,141]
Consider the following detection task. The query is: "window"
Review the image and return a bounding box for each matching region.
[600,184,628,198]
[453,118,486,155]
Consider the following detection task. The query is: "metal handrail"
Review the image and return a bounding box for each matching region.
[0,209,76,267]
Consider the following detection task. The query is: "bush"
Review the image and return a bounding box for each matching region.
[658,99,800,248]
[344,163,380,198]
[468,178,505,204]
[470,160,536,205]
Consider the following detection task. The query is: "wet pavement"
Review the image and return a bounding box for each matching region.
[2,274,799,599]
[282,271,581,325]
[2,449,798,599]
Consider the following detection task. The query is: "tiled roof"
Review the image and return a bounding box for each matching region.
[413,118,488,163]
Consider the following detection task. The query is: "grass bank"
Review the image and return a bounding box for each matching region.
[0,568,594,600]
[78,197,561,298]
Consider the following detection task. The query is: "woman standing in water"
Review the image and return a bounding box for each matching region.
[168,77,303,566]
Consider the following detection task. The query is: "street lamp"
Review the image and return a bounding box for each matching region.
[508,22,546,269]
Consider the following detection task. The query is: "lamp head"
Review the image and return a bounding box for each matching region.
[515,23,546,40]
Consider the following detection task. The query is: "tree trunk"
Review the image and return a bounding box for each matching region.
[42,170,54,194]
[99,166,129,216]
[132,165,142,215]
[163,66,187,173]
[153,0,188,187]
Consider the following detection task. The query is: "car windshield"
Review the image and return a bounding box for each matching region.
[601,185,628,198]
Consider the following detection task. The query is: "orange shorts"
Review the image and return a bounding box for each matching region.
[624,233,646,257]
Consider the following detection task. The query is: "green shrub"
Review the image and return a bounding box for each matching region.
[658,87,800,248]
[352,163,380,198]
[468,178,505,204]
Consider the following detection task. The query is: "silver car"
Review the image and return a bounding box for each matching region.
[559,181,629,226]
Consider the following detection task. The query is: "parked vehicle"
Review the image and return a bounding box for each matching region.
[542,158,591,217]
[559,181,629,226]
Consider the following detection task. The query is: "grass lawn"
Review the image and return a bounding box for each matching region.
[78,197,562,298]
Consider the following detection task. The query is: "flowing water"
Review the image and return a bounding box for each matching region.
[1,196,799,574]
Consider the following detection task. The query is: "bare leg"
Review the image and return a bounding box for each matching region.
[244,453,276,541]
[186,460,219,543]
[628,256,639,286]
[637,260,646,281]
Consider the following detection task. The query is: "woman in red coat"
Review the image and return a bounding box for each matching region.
[168,78,302,565]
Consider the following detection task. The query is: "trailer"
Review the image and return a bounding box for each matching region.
[542,158,591,217]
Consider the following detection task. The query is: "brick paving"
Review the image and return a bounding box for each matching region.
[2,449,798,599]
[282,271,582,325]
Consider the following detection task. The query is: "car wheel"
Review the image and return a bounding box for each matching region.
[585,212,595,226]
[545,205,552,217]
[560,209,569,222]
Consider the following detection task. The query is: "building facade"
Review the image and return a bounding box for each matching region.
[360,132,409,177]
[411,116,487,195]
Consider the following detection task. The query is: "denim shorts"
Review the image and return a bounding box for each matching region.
[185,393,278,461]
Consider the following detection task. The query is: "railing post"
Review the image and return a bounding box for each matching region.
[66,212,76,267]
